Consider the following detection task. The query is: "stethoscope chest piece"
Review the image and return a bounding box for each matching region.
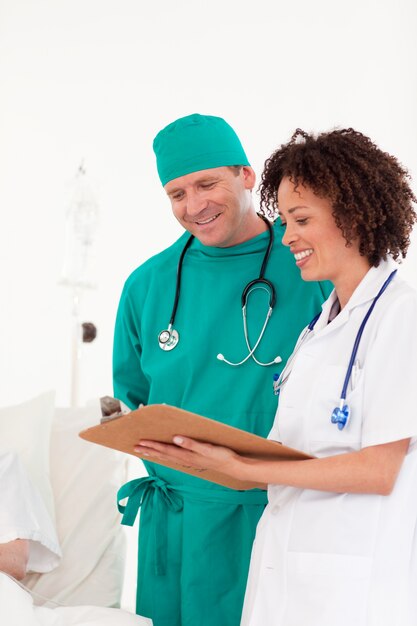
[331,403,350,430]
[158,327,179,351]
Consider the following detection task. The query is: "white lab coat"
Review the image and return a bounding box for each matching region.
[241,258,417,626]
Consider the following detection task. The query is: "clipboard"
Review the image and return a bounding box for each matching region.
[79,404,312,490]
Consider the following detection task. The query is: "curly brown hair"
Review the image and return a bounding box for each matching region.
[259,128,417,266]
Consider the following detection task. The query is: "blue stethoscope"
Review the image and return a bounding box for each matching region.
[274,269,397,431]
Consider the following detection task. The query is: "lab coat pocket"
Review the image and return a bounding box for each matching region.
[285,551,371,626]
[309,364,364,452]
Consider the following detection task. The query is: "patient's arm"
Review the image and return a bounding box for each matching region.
[0,539,29,580]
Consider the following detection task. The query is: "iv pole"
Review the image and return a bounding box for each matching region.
[59,163,99,407]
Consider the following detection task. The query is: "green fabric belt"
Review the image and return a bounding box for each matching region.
[117,476,267,576]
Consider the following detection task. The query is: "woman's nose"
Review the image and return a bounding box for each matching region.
[282,224,297,247]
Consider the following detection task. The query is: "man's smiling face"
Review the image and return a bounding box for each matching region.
[164,165,259,247]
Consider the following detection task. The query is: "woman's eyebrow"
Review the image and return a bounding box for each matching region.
[288,205,310,213]
[278,205,310,216]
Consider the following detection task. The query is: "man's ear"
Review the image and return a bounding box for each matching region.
[241,166,256,191]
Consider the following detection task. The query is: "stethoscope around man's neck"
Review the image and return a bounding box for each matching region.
[158,214,282,367]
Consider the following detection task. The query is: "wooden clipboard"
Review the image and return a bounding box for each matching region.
[79,404,311,490]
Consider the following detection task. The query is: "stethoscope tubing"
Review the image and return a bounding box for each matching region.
[274,269,397,428]
[339,269,397,402]
[168,233,194,327]
[159,214,277,359]
[274,313,320,390]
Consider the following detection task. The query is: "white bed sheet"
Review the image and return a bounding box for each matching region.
[0,573,152,626]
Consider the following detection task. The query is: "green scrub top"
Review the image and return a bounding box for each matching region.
[113,223,331,626]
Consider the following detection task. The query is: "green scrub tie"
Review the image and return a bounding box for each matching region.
[118,476,183,576]
[117,475,268,578]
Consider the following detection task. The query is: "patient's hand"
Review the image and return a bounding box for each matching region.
[0,539,29,580]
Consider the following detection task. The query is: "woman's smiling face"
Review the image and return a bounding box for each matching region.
[277,177,370,298]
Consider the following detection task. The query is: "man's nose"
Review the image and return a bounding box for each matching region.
[185,189,209,216]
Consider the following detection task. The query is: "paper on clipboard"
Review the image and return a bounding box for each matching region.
[79,404,312,490]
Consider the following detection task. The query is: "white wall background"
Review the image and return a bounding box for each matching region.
[1,0,416,610]
[0,0,416,408]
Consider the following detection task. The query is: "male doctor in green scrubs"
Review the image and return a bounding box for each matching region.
[113,114,330,626]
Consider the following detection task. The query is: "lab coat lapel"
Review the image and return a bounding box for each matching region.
[311,295,350,338]
[310,258,398,341]
[342,258,398,312]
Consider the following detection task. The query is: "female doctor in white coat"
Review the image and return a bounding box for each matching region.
[135,128,417,626]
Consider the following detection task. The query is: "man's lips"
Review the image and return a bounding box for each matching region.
[193,213,221,225]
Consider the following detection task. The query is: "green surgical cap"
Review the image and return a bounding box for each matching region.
[153,113,250,186]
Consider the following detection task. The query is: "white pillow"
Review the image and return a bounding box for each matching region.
[24,404,129,608]
[0,391,56,522]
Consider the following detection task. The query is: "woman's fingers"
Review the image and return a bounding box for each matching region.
[134,439,206,469]
[134,437,238,474]
[172,436,217,456]
[137,436,214,457]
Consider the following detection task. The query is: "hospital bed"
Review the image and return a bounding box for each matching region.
[0,392,151,625]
